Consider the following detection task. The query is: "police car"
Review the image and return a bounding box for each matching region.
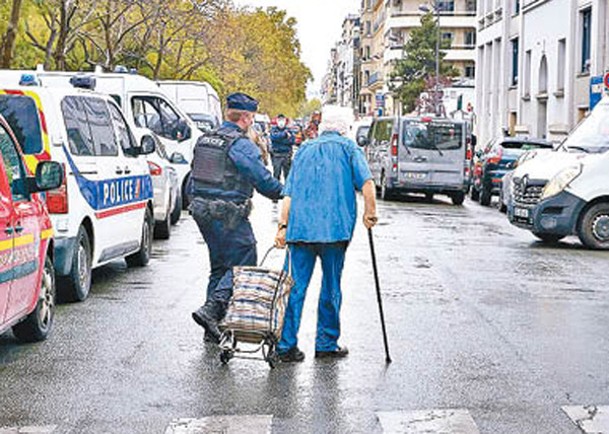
[0,114,63,342]
[0,75,156,301]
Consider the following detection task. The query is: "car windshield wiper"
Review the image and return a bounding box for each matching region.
[567,146,590,153]
[428,141,444,157]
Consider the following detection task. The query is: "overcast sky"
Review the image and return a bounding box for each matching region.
[232,0,360,98]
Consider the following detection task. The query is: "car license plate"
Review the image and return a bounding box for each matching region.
[404,172,427,180]
[514,207,530,218]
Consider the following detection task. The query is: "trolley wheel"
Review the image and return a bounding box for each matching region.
[220,350,232,365]
[266,350,279,369]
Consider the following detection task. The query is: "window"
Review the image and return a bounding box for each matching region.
[365,46,371,59]
[465,65,476,79]
[511,38,519,86]
[466,0,476,13]
[0,95,43,155]
[366,21,371,35]
[465,31,476,47]
[513,0,520,15]
[62,96,118,157]
[372,120,393,143]
[132,96,182,141]
[441,32,454,48]
[557,38,566,91]
[0,126,26,200]
[402,120,463,151]
[581,8,592,73]
[437,0,455,12]
[108,102,137,156]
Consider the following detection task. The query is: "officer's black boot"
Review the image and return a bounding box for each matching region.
[192,303,221,344]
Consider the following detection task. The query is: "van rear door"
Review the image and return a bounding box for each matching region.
[399,119,465,188]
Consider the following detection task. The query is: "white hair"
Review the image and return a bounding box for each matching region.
[318,105,355,136]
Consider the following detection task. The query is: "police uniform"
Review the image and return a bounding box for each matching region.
[191,93,283,341]
[270,115,295,182]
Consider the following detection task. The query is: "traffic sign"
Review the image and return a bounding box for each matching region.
[604,72,609,90]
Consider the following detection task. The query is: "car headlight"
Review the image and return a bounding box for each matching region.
[541,164,582,200]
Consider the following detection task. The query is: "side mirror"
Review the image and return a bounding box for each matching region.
[31,161,64,193]
[170,152,188,165]
[357,135,370,147]
[140,135,157,155]
[175,119,192,142]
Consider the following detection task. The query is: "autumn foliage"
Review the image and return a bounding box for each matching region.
[0,0,311,117]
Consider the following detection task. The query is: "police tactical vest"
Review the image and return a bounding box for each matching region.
[191,127,250,194]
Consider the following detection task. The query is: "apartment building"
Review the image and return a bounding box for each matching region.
[476,0,609,147]
[356,0,477,116]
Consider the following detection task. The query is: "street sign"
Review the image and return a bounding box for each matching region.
[590,76,604,110]
[604,72,609,90]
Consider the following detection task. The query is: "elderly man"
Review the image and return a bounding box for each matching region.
[190,92,283,343]
[274,107,378,363]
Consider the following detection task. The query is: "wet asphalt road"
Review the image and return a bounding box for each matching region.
[1,193,608,434]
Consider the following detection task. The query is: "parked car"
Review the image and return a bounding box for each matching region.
[136,131,180,239]
[508,96,609,248]
[0,115,63,342]
[361,116,469,205]
[471,136,553,206]
[0,67,201,210]
[498,149,552,213]
[0,80,156,302]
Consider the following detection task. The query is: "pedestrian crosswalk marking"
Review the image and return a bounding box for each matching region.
[165,415,273,434]
[563,405,609,433]
[377,409,480,434]
[0,427,56,434]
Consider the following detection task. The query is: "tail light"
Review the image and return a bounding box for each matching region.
[47,163,68,214]
[466,148,473,160]
[487,146,503,165]
[390,133,398,156]
[148,161,162,176]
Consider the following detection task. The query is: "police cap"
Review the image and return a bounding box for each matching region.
[227,92,259,112]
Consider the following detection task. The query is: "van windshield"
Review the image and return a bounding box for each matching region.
[560,101,609,154]
[402,120,463,151]
[0,95,43,155]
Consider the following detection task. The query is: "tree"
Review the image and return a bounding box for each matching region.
[0,0,24,67]
[389,13,457,113]
[298,98,321,119]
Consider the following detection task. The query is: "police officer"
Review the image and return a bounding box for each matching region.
[270,114,295,182]
[190,93,283,343]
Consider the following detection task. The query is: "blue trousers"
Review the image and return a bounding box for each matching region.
[278,242,348,353]
[192,211,257,318]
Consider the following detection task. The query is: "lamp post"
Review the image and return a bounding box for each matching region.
[419,1,441,116]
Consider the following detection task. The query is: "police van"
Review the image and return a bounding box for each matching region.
[0,76,156,301]
[0,66,200,208]
[158,80,222,132]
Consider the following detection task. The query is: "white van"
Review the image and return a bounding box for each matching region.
[0,80,157,301]
[158,80,222,132]
[508,95,609,249]
[0,67,200,208]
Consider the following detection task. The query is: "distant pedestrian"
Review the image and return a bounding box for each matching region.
[190,92,283,343]
[270,114,295,182]
[274,107,378,363]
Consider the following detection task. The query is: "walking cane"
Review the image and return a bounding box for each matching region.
[367,228,392,364]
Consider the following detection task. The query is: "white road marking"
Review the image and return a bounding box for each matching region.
[563,405,609,433]
[165,415,273,434]
[0,427,57,434]
[377,409,480,434]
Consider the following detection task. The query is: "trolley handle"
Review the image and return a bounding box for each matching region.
[260,246,292,278]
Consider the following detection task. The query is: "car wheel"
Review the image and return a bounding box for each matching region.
[577,202,609,250]
[451,192,465,206]
[12,255,56,342]
[533,232,565,244]
[470,186,480,201]
[60,226,92,302]
[170,194,182,225]
[479,186,492,206]
[153,204,171,240]
[126,208,153,267]
[380,174,395,201]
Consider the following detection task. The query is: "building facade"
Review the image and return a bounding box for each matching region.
[476,0,609,147]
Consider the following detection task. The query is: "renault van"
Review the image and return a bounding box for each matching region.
[0,67,200,208]
[158,80,222,130]
[0,82,156,301]
[508,96,609,248]
[361,116,469,205]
